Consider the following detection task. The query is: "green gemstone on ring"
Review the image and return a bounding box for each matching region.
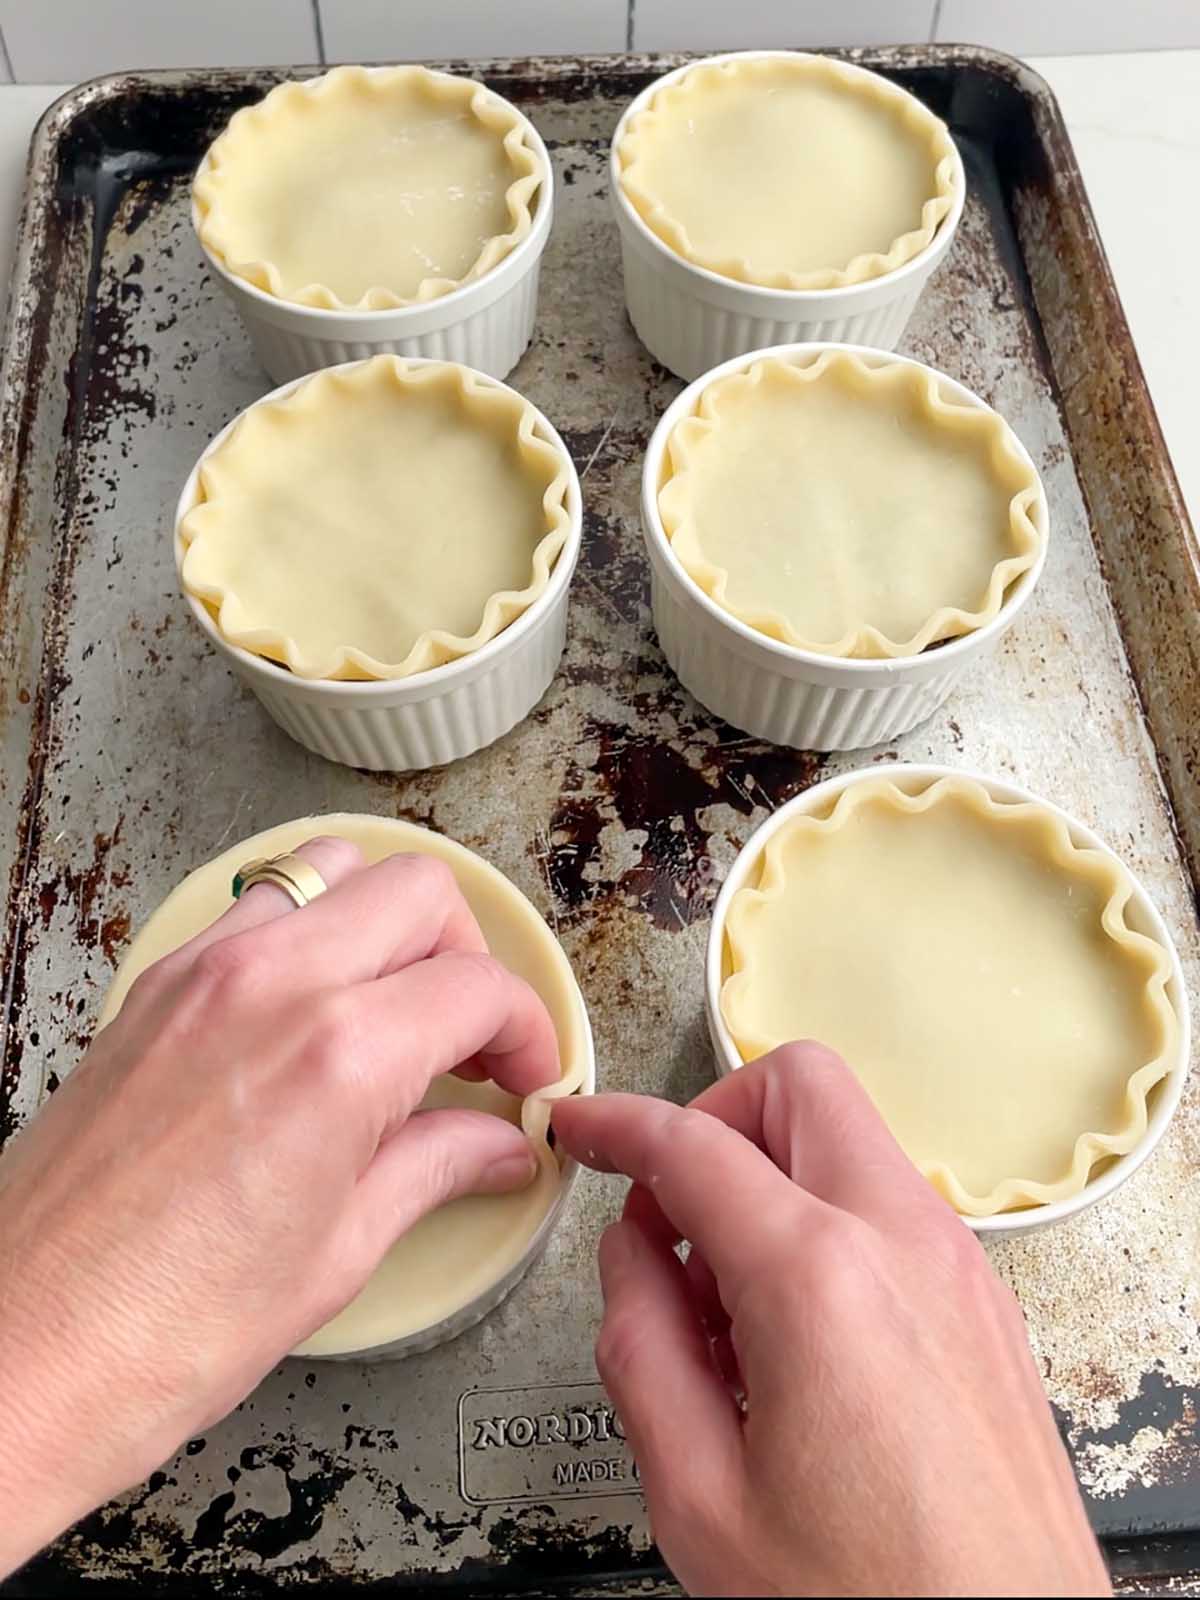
[231,871,247,899]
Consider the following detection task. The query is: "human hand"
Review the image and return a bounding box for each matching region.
[553,1044,1109,1598]
[0,836,559,1576]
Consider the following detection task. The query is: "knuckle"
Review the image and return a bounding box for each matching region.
[759,1041,893,1163]
[125,955,178,1008]
[661,1103,718,1150]
[766,1038,847,1087]
[304,992,361,1071]
[302,835,364,877]
[594,1308,647,1394]
[658,1102,760,1179]
[190,936,268,997]
[929,1212,989,1279]
[789,1213,881,1307]
[447,947,506,996]
[398,852,457,900]
[415,1143,459,1209]
[763,1201,832,1270]
[642,1104,732,1186]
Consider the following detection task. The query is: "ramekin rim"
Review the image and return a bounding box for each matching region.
[703,760,1191,1236]
[174,355,583,697]
[609,49,967,307]
[192,68,555,324]
[641,340,1050,676]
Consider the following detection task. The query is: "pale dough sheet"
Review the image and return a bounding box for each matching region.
[721,776,1177,1215]
[194,64,545,309]
[619,53,958,288]
[180,357,572,682]
[659,352,1044,659]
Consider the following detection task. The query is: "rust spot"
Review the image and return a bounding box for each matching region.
[548,714,823,931]
[99,908,132,967]
[52,826,130,954]
[37,879,58,924]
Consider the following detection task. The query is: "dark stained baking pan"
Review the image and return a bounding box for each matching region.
[0,46,1197,1595]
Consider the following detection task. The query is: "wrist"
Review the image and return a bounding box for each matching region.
[0,1334,95,1576]
[0,1202,193,1576]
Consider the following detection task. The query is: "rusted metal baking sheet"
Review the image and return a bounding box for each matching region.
[0,45,1197,1595]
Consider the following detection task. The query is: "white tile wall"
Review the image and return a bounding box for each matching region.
[935,0,1200,56]
[319,0,627,64]
[0,0,1194,82]
[633,0,934,52]
[0,0,318,81]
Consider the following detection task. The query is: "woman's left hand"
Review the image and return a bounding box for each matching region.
[0,835,559,1576]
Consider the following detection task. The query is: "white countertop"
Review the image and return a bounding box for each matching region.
[0,51,1196,524]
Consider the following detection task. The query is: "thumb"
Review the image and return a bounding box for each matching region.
[348,1107,539,1264]
[591,1203,743,1585]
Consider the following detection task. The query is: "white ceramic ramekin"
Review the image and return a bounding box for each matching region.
[610,51,967,381]
[704,762,1192,1239]
[642,342,1049,751]
[175,358,582,772]
[330,1005,596,1363]
[193,70,554,385]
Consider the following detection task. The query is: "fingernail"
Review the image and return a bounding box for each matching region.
[481,1148,538,1194]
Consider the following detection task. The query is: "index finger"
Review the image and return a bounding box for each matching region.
[551,1092,821,1305]
[340,950,562,1132]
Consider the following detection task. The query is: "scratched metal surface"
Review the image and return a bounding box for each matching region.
[0,47,1197,1594]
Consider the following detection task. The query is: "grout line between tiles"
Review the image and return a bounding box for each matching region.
[311,0,327,65]
[0,25,14,85]
[626,0,635,53]
[930,0,944,43]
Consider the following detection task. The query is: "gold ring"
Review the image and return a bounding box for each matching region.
[231,852,330,910]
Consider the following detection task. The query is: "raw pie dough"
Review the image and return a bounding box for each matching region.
[721,775,1177,1216]
[179,356,572,680]
[194,64,545,309]
[658,352,1044,658]
[99,814,590,1356]
[618,53,959,289]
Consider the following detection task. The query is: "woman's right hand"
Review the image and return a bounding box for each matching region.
[554,1045,1110,1599]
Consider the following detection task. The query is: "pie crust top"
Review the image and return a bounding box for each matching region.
[99,813,590,1356]
[658,352,1044,659]
[617,53,959,289]
[720,775,1178,1216]
[179,356,573,681]
[194,64,546,310]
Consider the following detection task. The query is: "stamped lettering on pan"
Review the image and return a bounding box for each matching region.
[458,1382,642,1505]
